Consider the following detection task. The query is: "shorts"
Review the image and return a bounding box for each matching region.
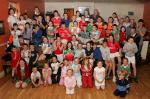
[125,55,136,64]
[110,52,120,59]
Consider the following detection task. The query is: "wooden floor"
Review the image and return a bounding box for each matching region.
[0,63,150,99]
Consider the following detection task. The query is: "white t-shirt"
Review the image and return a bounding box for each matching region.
[7,15,18,28]
[74,49,85,58]
[51,62,60,74]
[31,71,41,80]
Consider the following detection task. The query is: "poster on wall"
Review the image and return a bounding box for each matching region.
[78,7,89,14]
[0,21,4,35]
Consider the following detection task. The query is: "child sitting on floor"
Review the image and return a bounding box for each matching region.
[64,69,76,95]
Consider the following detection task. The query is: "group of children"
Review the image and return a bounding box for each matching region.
[6,7,147,97]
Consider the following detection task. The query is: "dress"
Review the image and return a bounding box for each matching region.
[94,67,105,86]
[11,50,21,68]
[81,65,93,88]
[42,67,52,84]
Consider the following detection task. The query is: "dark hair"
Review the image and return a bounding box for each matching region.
[8,8,15,14]
[93,25,98,29]
[120,26,126,32]
[123,57,128,62]
[66,42,74,50]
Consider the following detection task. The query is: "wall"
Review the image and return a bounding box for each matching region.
[0,0,9,75]
[0,0,45,77]
[143,2,150,31]
[9,0,45,18]
[45,2,144,20]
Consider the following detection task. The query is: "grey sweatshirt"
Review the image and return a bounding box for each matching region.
[123,42,138,57]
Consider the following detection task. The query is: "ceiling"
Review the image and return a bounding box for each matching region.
[44,0,149,3]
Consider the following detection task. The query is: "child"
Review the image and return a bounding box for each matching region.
[21,43,30,64]
[94,61,105,90]
[107,35,121,82]
[59,59,71,85]
[70,21,81,38]
[120,58,131,79]
[15,59,30,89]
[71,58,82,88]
[23,22,32,44]
[114,71,129,98]
[71,35,79,49]
[81,57,93,88]
[87,18,94,33]
[100,40,111,79]
[79,15,87,30]
[42,63,52,86]
[50,56,61,84]
[123,37,138,82]
[91,25,100,43]
[31,67,42,88]
[74,43,86,59]
[120,26,127,47]
[112,24,120,42]
[47,21,56,43]
[11,23,21,47]
[78,25,90,44]
[63,42,75,61]
[51,10,62,28]
[64,69,76,95]
[11,46,21,81]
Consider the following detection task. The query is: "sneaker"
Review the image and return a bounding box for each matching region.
[112,76,116,82]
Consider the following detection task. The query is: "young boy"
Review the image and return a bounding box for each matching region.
[123,37,138,82]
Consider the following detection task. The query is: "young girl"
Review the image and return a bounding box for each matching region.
[81,57,93,88]
[11,46,21,81]
[84,42,93,58]
[123,37,138,82]
[15,59,30,89]
[120,26,127,47]
[71,58,82,88]
[76,10,81,22]
[11,23,22,47]
[114,71,129,98]
[79,15,88,30]
[94,61,105,90]
[112,12,119,26]
[96,16,103,33]
[53,36,64,62]
[107,35,121,82]
[63,42,75,61]
[47,21,56,43]
[87,18,94,33]
[50,56,61,84]
[100,40,111,79]
[84,10,90,22]
[51,10,62,28]
[70,21,81,38]
[64,69,76,95]
[31,67,42,88]
[59,59,71,85]
[42,63,52,86]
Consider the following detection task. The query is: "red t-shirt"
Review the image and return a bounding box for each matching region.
[120,32,126,42]
[51,17,61,27]
[100,28,106,38]
[57,28,72,41]
[54,43,63,55]
[79,20,88,30]
[107,41,120,53]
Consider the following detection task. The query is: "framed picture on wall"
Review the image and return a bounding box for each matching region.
[78,7,89,14]
[0,21,4,35]
[64,8,74,20]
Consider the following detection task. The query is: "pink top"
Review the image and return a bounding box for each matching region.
[64,76,76,88]
[61,66,70,78]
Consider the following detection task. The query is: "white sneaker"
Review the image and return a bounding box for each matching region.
[112,76,116,82]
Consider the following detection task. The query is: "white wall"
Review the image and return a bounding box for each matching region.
[45,2,144,20]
